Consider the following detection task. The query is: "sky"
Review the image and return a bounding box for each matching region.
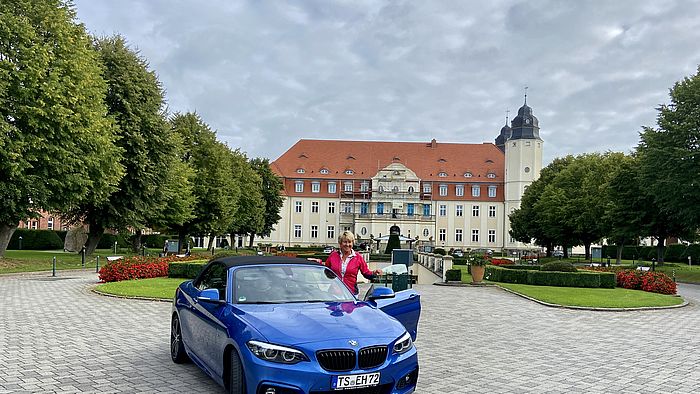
[72,0,700,165]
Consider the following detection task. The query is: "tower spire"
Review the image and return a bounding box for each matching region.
[524,86,528,105]
[505,109,510,125]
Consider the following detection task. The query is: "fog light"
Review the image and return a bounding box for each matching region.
[265,388,276,394]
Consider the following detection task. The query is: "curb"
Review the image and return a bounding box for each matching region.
[496,285,689,312]
[433,281,497,287]
[91,286,172,303]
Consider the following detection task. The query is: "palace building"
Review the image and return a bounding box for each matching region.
[264,99,543,252]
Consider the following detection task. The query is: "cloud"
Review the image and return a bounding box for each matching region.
[73,0,700,165]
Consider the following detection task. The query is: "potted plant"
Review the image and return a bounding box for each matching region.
[469,253,488,284]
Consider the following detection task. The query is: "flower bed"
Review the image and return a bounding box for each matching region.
[615,270,676,295]
[99,255,200,283]
[491,258,514,266]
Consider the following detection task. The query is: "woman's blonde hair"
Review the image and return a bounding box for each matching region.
[338,230,355,244]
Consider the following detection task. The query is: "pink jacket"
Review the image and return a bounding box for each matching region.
[324,250,375,294]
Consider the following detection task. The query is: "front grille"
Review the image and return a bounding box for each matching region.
[311,383,392,394]
[358,346,387,369]
[316,349,355,372]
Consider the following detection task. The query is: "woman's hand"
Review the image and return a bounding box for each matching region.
[307,258,323,264]
[373,268,383,275]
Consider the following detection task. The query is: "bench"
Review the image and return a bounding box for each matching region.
[106,256,123,262]
[636,266,651,271]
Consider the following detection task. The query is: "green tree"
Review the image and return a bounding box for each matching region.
[250,158,284,246]
[0,0,122,257]
[62,35,176,255]
[638,66,700,237]
[228,153,265,247]
[170,113,239,251]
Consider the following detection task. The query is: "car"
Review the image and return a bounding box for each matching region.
[171,256,421,394]
[552,250,564,257]
[451,249,464,258]
[322,246,334,254]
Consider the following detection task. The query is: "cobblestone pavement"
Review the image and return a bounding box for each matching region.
[1,270,699,393]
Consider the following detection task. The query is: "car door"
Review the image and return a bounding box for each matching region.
[191,262,229,378]
[375,289,421,341]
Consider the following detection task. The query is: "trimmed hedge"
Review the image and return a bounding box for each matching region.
[602,244,700,263]
[445,269,461,281]
[485,265,615,288]
[540,261,577,272]
[168,260,208,279]
[500,265,541,270]
[8,229,64,250]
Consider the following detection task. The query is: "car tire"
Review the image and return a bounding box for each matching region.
[171,315,189,364]
[228,349,245,394]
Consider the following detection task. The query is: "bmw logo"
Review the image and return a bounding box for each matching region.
[348,340,358,347]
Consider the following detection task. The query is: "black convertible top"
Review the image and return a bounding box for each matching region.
[213,255,323,269]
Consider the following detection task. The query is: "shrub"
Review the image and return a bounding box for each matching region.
[433,248,446,256]
[485,265,614,288]
[8,229,64,250]
[168,260,207,279]
[616,270,676,295]
[97,233,130,249]
[491,258,514,266]
[445,269,461,282]
[541,261,577,272]
[99,255,200,282]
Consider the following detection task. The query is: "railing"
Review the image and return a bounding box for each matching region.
[338,212,435,222]
[416,252,453,282]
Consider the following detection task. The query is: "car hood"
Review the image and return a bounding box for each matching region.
[233,301,405,345]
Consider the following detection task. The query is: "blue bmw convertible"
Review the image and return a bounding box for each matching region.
[171,256,421,394]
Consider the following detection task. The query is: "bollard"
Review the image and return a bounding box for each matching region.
[81,246,86,268]
[52,256,56,277]
[96,255,100,273]
[113,241,117,254]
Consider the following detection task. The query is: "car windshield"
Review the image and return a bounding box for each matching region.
[233,265,356,304]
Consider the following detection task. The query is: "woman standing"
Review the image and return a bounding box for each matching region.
[324,231,382,295]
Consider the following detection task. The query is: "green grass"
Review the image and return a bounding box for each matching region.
[95,277,188,299]
[654,264,700,283]
[498,283,684,308]
[0,249,114,274]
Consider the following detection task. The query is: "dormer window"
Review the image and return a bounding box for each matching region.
[487,173,496,178]
[346,155,356,160]
[464,172,473,178]
[319,168,329,174]
[438,172,447,177]
[296,168,305,174]
[392,156,401,162]
[298,153,308,159]
[345,169,354,175]
[438,158,447,163]
[485,159,494,164]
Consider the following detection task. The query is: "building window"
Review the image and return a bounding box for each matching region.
[327,225,335,239]
[488,185,497,198]
[408,186,414,194]
[312,182,320,193]
[295,181,303,193]
[378,185,384,193]
[294,225,302,238]
[488,230,496,243]
[328,182,336,194]
[296,168,305,174]
[295,201,302,213]
[377,202,384,215]
[320,168,329,174]
[423,228,429,237]
[361,227,367,235]
[423,184,431,193]
[361,181,369,191]
[439,204,447,217]
[439,229,446,242]
[438,172,447,177]
[344,182,353,192]
[439,184,448,196]
[343,226,351,232]
[464,172,473,178]
[328,202,335,213]
[472,185,480,197]
[312,201,319,213]
[360,202,368,215]
[472,229,479,242]
[455,229,463,242]
[456,185,464,197]
[311,225,318,238]
[472,205,479,217]
[343,203,352,213]
[488,205,496,218]
[456,205,463,217]
[487,173,496,178]
[392,186,399,193]
[345,169,354,175]
[32,221,38,230]
[423,204,431,216]
[47,217,54,230]
[407,203,415,216]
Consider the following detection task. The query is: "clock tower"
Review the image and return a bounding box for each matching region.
[502,96,543,249]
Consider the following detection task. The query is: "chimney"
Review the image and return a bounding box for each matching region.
[430,138,437,148]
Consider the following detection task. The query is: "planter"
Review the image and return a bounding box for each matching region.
[471,265,485,283]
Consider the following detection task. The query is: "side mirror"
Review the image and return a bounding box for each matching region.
[367,286,395,301]
[198,288,224,304]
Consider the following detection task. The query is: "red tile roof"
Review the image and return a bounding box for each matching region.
[271,139,504,182]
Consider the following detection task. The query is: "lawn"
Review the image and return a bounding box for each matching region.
[0,249,110,274]
[95,277,188,299]
[498,283,684,308]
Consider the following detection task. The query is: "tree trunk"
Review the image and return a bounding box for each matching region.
[131,229,143,253]
[657,237,666,263]
[0,224,18,258]
[616,244,624,265]
[178,232,186,254]
[207,234,215,252]
[84,222,105,256]
[584,243,591,261]
[248,234,255,248]
[563,245,569,259]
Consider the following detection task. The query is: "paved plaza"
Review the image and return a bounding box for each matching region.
[1,270,699,393]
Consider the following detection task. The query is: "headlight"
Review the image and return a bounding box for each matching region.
[393,332,413,354]
[246,340,309,364]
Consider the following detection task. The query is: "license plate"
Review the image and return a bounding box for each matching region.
[332,372,380,390]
